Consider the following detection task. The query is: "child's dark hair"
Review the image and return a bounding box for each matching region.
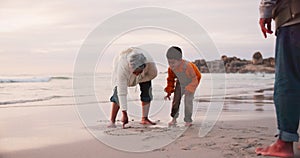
[166,46,182,60]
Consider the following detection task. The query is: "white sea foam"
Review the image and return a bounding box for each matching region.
[0,76,71,83]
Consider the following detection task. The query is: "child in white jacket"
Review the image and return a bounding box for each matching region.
[109,47,158,128]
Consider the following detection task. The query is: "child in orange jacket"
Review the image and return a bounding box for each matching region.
[164,46,201,127]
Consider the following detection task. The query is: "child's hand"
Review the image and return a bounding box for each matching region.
[164,93,171,100]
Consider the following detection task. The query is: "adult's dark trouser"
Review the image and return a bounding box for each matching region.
[110,81,153,104]
[274,23,300,142]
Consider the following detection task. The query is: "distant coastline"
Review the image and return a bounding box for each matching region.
[193,51,275,73]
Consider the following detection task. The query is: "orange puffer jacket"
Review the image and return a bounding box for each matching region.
[164,60,201,95]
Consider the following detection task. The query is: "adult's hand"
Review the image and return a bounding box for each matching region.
[259,18,273,38]
[121,110,128,129]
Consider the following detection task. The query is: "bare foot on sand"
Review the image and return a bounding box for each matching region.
[107,122,117,128]
[168,118,177,127]
[185,122,193,127]
[255,139,293,158]
[141,117,156,125]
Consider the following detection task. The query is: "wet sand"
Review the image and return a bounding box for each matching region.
[1,101,300,158]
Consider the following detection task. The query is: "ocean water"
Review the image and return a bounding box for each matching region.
[0,73,275,111]
[0,73,277,152]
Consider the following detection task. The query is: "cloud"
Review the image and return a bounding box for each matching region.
[0,0,274,74]
[0,1,64,33]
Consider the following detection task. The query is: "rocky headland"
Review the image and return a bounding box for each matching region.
[193,51,275,73]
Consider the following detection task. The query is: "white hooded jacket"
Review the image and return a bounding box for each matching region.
[112,47,157,111]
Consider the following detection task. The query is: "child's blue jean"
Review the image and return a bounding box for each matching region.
[170,80,194,123]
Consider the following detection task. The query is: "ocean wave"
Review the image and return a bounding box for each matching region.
[0,76,71,83]
[51,76,72,80]
[0,95,65,105]
[0,95,110,107]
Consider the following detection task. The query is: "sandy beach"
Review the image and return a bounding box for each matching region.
[1,101,299,158]
[2,0,299,157]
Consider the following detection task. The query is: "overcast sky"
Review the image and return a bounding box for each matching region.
[0,0,276,74]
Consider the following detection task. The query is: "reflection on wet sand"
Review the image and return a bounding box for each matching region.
[195,87,274,112]
[252,88,273,111]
